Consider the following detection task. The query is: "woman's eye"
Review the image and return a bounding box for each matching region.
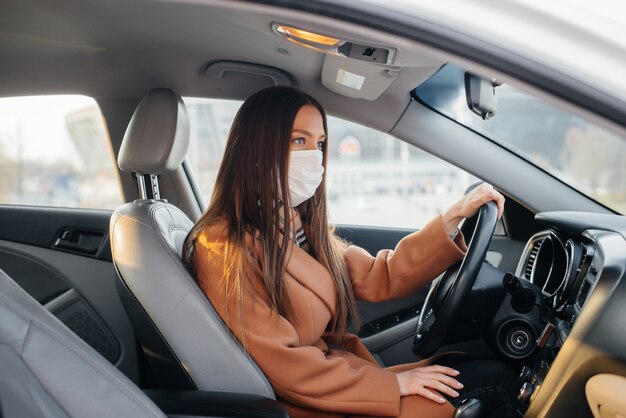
[292,137,305,145]
[317,141,325,150]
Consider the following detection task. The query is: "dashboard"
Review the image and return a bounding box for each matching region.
[516,214,626,341]
[513,212,626,417]
[515,229,598,340]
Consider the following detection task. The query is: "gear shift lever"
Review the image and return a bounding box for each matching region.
[453,398,485,418]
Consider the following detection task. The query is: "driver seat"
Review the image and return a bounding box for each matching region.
[109,88,274,398]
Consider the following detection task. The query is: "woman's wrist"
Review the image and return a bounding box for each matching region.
[396,374,408,396]
[442,204,463,235]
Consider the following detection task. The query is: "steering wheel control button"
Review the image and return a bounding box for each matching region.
[422,310,435,331]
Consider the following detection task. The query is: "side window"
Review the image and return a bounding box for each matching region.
[185,97,241,201]
[325,117,479,229]
[184,97,483,230]
[0,96,122,209]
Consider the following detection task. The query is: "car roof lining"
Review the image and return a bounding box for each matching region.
[0,0,447,133]
[2,0,626,141]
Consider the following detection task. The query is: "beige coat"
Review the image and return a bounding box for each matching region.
[194,215,467,418]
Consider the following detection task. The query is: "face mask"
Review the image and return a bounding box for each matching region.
[287,150,324,207]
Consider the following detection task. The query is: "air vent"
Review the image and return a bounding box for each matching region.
[524,239,543,280]
[515,231,550,281]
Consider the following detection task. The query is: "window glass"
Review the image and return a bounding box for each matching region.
[185,97,478,229]
[414,63,626,214]
[185,97,241,202]
[0,96,122,209]
[325,118,478,228]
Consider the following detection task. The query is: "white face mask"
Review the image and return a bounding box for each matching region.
[287,150,324,207]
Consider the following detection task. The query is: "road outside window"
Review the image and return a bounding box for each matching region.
[0,96,122,209]
[185,97,479,229]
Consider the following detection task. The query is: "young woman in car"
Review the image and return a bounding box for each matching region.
[183,86,516,418]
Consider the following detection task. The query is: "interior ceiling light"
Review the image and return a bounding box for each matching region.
[276,25,342,46]
[271,23,395,65]
[272,24,344,54]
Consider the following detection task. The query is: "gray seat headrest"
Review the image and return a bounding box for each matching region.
[118,88,190,175]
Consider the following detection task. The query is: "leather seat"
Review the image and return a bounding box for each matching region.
[109,88,274,398]
[0,267,166,418]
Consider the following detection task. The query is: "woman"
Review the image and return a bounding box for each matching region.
[183,86,515,418]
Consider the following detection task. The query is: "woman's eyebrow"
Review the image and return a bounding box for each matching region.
[292,128,327,139]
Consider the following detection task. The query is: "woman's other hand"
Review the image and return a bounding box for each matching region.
[396,365,463,403]
[442,183,505,234]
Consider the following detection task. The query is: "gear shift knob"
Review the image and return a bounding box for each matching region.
[453,398,485,418]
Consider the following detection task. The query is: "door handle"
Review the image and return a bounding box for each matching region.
[53,228,104,255]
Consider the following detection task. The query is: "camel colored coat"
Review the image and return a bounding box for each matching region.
[194,215,467,418]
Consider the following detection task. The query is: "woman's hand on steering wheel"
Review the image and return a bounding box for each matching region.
[442,183,505,234]
[396,365,464,404]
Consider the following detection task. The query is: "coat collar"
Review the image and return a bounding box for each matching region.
[285,242,337,315]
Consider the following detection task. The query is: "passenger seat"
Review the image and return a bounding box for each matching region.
[0,268,288,417]
[0,267,165,418]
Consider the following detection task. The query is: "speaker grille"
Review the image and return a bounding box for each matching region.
[56,299,120,363]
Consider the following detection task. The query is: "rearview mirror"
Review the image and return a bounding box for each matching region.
[465,73,499,120]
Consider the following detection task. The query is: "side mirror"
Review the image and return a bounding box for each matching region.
[465,73,499,120]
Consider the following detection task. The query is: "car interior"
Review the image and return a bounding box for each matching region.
[1,0,626,417]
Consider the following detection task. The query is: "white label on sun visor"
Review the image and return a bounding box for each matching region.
[336,69,365,90]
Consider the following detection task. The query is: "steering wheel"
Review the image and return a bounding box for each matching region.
[413,201,498,357]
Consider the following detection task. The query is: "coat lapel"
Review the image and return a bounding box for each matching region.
[285,243,337,315]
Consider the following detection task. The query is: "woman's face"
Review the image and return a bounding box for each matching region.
[289,105,326,152]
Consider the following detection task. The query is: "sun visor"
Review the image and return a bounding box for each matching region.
[321,54,400,100]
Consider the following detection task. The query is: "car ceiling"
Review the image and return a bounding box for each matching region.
[0,0,447,133]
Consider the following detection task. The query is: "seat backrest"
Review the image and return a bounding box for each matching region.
[0,268,166,418]
[110,88,274,398]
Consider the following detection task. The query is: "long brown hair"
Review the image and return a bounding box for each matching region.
[183,86,358,342]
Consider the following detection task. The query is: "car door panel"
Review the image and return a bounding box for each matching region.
[0,247,70,304]
[336,225,425,325]
[0,205,113,261]
[0,205,139,383]
[335,225,428,364]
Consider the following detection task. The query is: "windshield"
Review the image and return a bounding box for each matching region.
[414,64,626,214]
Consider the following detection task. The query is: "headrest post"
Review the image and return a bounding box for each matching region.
[150,174,161,200]
[136,173,148,200]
